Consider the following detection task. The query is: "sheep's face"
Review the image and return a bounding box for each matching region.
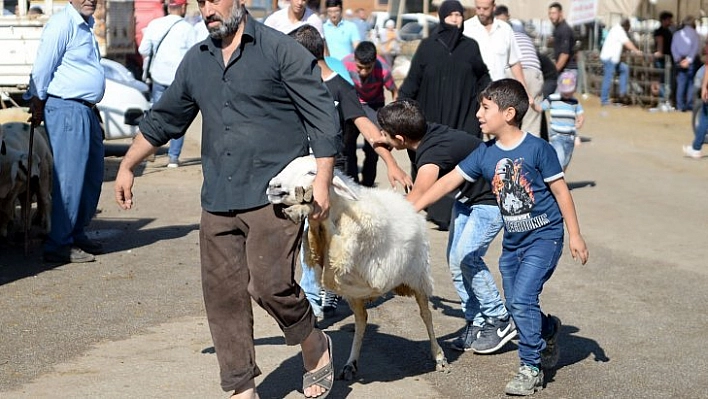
[267,156,318,206]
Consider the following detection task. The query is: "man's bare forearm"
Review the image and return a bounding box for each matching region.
[119,133,159,172]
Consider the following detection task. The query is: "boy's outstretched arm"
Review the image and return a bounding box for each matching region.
[405,163,440,204]
[549,178,589,265]
[353,116,412,190]
[412,169,465,212]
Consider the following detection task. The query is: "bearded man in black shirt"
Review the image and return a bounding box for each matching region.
[114,0,339,397]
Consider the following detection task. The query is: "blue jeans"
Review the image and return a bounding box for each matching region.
[447,202,506,326]
[600,60,628,104]
[549,133,575,170]
[152,82,184,160]
[675,63,696,112]
[43,97,104,252]
[298,219,322,316]
[499,238,563,367]
[693,102,708,151]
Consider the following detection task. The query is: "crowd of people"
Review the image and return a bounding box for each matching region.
[24,0,708,397]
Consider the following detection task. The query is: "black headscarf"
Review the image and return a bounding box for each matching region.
[436,0,465,52]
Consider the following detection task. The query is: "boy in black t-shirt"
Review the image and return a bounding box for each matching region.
[288,25,412,321]
[377,99,517,355]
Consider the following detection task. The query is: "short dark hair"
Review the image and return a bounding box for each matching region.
[325,0,342,9]
[377,99,427,141]
[493,4,508,17]
[480,79,528,127]
[659,11,673,21]
[354,41,377,65]
[288,24,324,60]
[548,2,562,11]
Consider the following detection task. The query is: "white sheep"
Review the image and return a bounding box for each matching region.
[267,155,448,380]
[0,122,53,239]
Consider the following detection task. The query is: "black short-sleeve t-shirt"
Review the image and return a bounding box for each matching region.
[415,123,496,206]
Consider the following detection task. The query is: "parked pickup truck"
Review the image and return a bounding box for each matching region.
[0,0,150,140]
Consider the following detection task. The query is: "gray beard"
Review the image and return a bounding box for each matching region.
[208,4,245,39]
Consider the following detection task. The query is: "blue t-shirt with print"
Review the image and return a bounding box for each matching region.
[456,133,565,250]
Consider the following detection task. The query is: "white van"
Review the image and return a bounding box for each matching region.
[367,12,438,42]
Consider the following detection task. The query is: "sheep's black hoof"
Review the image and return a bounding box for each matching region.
[337,362,357,381]
[436,357,450,373]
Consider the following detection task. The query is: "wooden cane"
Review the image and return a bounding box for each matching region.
[24,122,35,257]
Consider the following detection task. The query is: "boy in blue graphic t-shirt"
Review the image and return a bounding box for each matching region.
[413,79,589,396]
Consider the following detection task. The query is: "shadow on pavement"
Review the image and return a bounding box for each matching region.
[0,217,198,286]
[254,326,443,398]
[87,218,199,254]
[544,323,610,385]
[568,180,597,190]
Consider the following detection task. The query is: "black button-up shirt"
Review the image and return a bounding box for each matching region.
[139,14,339,212]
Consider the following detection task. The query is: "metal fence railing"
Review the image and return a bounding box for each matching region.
[581,50,673,108]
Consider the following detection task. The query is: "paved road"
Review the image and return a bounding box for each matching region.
[1,98,707,398]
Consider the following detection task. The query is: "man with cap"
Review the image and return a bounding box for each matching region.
[139,0,198,167]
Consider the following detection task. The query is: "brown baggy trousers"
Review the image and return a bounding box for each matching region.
[199,204,315,392]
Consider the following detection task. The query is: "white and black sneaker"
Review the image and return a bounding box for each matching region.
[451,322,482,352]
[471,316,517,354]
[320,289,340,319]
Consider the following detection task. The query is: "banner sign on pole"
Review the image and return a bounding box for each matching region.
[569,0,599,25]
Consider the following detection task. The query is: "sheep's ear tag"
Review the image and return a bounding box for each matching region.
[332,176,358,201]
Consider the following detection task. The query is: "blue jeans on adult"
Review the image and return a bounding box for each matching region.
[600,60,629,105]
[43,97,104,252]
[152,82,184,161]
[675,62,696,112]
[692,102,708,151]
[499,238,563,367]
[447,202,507,327]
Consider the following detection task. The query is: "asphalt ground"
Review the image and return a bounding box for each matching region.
[1,96,707,398]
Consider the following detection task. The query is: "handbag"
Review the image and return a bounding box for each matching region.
[144,19,182,85]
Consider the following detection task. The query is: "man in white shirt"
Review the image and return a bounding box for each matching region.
[264,0,324,37]
[599,18,641,106]
[463,0,533,106]
[138,0,198,167]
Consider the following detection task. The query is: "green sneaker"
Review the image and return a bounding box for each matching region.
[505,365,543,396]
[541,315,562,370]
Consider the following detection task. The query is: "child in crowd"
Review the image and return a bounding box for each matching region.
[413,79,589,396]
[342,41,398,187]
[377,99,516,354]
[534,71,584,171]
[288,25,411,322]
